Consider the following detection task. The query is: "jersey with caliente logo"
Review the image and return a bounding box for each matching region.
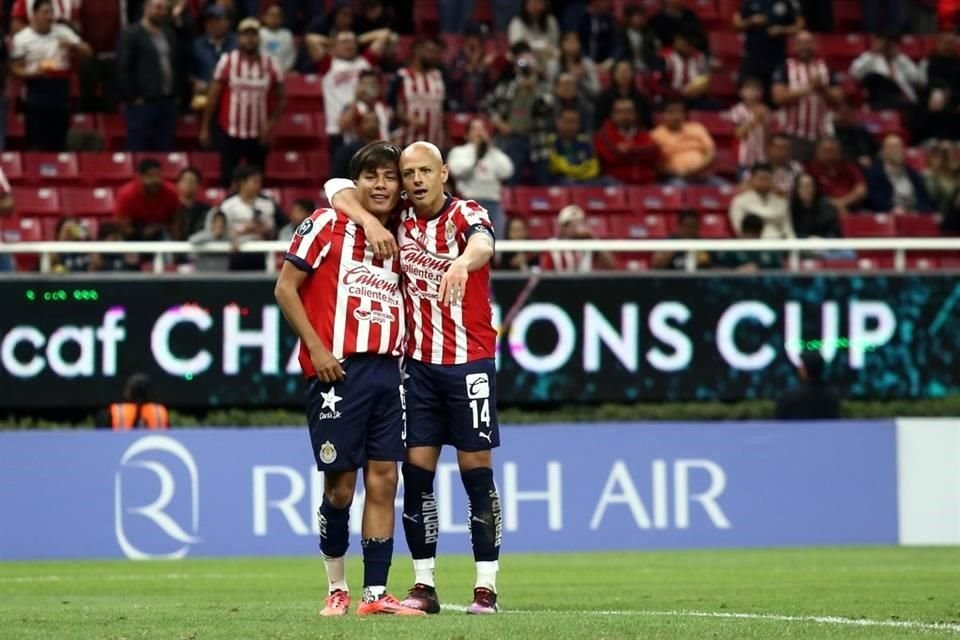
[285,208,404,376]
[397,195,496,365]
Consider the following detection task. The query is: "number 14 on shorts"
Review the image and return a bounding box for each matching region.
[465,373,491,430]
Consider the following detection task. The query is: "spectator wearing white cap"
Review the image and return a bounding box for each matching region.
[540,204,616,272]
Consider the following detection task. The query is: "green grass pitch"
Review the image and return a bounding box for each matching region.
[2,547,959,639]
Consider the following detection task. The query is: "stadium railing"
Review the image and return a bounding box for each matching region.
[0,238,957,273]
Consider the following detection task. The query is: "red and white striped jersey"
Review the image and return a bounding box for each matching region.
[729,101,767,168]
[285,208,404,375]
[774,57,832,141]
[663,51,709,93]
[12,0,80,23]
[397,196,496,365]
[394,67,446,147]
[214,50,284,139]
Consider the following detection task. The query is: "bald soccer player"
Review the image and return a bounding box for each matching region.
[324,141,502,615]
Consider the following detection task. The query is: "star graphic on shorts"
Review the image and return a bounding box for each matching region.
[321,387,343,411]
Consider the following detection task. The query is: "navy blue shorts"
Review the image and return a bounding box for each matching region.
[306,355,405,471]
[404,358,500,451]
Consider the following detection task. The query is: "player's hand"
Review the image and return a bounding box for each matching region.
[311,348,346,383]
[363,218,398,259]
[438,259,469,307]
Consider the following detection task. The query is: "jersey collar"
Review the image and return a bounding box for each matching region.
[418,193,454,221]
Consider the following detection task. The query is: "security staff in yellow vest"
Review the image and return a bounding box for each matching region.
[98,373,170,430]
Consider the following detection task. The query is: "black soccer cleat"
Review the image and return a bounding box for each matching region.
[466,587,498,614]
[399,583,442,614]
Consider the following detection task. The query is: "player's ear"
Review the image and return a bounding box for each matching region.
[441,164,449,185]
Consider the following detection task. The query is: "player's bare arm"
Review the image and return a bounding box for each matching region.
[325,178,399,259]
[438,232,493,307]
[274,263,346,382]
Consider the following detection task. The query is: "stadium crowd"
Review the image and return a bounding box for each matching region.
[0,0,957,274]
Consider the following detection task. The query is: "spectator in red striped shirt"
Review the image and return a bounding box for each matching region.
[730,77,769,176]
[389,36,447,148]
[661,30,713,109]
[200,17,286,187]
[772,31,840,163]
[806,137,866,215]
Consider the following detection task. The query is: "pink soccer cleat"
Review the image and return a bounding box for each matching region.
[319,589,350,616]
[356,594,427,616]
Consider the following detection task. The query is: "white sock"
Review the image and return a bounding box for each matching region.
[412,557,436,587]
[363,585,386,602]
[475,560,498,593]
[323,555,348,593]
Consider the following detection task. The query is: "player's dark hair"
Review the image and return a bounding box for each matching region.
[138,158,162,175]
[348,141,401,181]
[801,351,826,382]
[177,166,202,183]
[741,214,765,235]
[292,198,316,212]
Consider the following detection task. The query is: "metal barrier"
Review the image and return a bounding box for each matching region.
[0,238,957,273]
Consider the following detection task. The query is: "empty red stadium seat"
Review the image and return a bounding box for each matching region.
[709,32,744,64]
[525,215,554,239]
[584,215,611,237]
[900,35,936,60]
[570,186,629,214]
[710,71,739,102]
[12,186,61,217]
[134,152,190,182]
[699,212,732,238]
[175,114,202,151]
[501,187,517,211]
[627,185,683,213]
[284,73,324,112]
[279,187,325,211]
[610,213,669,238]
[813,33,867,69]
[685,184,736,212]
[24,152,80,184]
[620,253,651,272]
[101,114,127,150]
[266,151,313,185]
[713,149,738,178]
[188,152,221,183]
[908,256,940,270]
[691,0,722,27]
[0,152,23,182]
[895,213,941,237]
[69,113,103,139]
[80,152,134,185]
[510,187,571,216]
[61,186,116,218]
[2,217,42,270]
[690,111,734,143]
[7,113,24,149]
[842,213,896,237]
[309,151,332,182]
[834,1,863,30]
[273,112,323,150]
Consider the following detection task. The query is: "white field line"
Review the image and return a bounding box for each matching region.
[440,605,960,634]
[3,574,957,634]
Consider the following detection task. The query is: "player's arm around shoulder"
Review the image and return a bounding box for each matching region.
[323,177,398,259]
